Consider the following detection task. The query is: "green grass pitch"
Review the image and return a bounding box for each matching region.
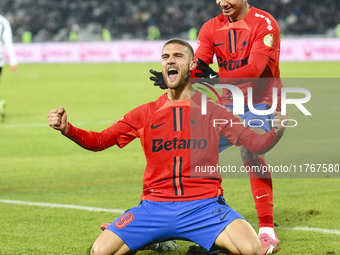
[0,61,339,254]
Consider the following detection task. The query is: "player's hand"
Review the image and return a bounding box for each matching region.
[149,69,167,90]
[273,111,289,136]
[47,106,69,134]
[195,58,219,80]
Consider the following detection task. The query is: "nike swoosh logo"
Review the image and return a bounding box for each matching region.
[256,194,269,199]
[213,42,225,47]
[220,211,230,221]
[209,73,218,79]
[151,122,165,129]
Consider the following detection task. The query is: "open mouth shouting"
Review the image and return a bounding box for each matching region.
[167,67,179,83]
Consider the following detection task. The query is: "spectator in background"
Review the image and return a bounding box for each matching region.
[148,25,160,40]
[102,28,111,41]
[21,30,32,43]
[1,0,339,42]
[188,27,198,40]
[69,24,79,42]
[0,14,18,121]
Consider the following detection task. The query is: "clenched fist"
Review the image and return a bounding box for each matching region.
[47,106,69,134]
[273,111,289,136]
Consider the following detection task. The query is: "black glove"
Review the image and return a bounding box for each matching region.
[195,58,219,80]
[149,69,167,90]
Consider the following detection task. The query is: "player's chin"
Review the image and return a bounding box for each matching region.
[166,82,179,90]
[165,78,179,89]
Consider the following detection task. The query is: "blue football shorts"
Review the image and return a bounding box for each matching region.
[105,196,245,253]
[219,104,274,152]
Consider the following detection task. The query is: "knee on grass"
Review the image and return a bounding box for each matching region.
[238,240,262,255]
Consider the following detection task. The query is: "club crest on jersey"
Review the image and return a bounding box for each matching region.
[185,113,200,130]
[239,34,249,51]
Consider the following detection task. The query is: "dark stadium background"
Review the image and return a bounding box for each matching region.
[1,0,339,42]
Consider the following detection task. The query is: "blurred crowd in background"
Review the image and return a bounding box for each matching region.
[1,0,340,42]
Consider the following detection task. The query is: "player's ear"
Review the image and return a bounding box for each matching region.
[189,60,197,71]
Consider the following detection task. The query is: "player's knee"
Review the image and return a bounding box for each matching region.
[91,243,130,255]
[90,244,99,255]
[91,244,107,255]
[239,240,262,255]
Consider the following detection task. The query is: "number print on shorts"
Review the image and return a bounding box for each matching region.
[114,213,134,229]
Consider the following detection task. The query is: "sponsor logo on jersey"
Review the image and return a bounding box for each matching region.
[151,122,165,129]
[255,12,273,31]
[213,42,225,47]
[217,56,249,71]
[152,138,208,152]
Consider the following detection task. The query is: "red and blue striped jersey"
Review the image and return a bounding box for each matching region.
[195,6,282,106]
[64,92,281,201]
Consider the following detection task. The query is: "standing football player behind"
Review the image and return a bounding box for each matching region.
[195,1,282,254]
[48,39,288,255]
[150,1,282,254]
[0,14,18,121]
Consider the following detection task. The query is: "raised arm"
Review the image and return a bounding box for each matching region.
[47,106,141,151]
[237,112,288,155]
[47,106,118,151]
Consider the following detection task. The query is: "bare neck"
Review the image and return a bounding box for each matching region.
[167,84,195,101]
[229,4,251,23]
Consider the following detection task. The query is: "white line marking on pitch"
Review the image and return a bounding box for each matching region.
[1,199,340,236]
[0,120,115,129]
[276,226,340,235]
[0,199,125,214]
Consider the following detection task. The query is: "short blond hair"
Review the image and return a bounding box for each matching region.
[162,38,194,59]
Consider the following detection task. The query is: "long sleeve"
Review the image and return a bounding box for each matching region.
[62,104,146,151]
[218,52,269,81]
[209,100,283,155]
[237,128,282,155]
[63,123,119,151]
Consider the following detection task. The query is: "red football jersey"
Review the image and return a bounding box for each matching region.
[64,92,281,202]
[195,6,282,106]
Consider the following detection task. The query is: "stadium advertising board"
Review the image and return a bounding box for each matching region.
[5,38,340,63]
